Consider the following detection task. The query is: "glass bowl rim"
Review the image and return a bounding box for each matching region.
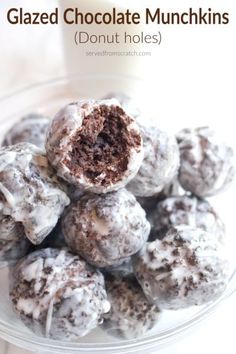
[0,73,142,102]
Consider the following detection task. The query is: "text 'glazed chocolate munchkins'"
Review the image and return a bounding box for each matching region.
[62,189,150,268]
[10,248,110,340]
[0,143,70,245]
[102,274,160,339]
[177,127,235,197]
[133,226,230,310]
[46,99,144,194]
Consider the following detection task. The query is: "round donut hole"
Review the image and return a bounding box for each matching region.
[65,105,141,187]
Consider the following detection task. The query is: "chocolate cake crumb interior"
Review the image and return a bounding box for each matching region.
[67,104,140,186]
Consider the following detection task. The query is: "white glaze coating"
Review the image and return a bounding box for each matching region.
[0,143,70,245]
[10,248,110,340]
[2,113,50,150]
[102,92,141,118]
[133,226,230,310]
[45,99,144,194]
[177,127,235,197]
[127,125,180,197]
[149,195,225,242]
[0,213,29,267]
[62,188,150,267]
[136,177,184,214]
[103,275,160,339]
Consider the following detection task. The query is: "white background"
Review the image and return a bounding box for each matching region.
[0,0,236,353]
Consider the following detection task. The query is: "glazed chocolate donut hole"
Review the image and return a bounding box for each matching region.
[46,99,144,193]
[65,104,141,187]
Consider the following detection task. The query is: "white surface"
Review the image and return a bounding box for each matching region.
[0,0,236,353]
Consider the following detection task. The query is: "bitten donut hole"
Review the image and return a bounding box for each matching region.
[67,105,140,186]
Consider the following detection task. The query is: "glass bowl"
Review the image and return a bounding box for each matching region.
[0,75,235,354]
